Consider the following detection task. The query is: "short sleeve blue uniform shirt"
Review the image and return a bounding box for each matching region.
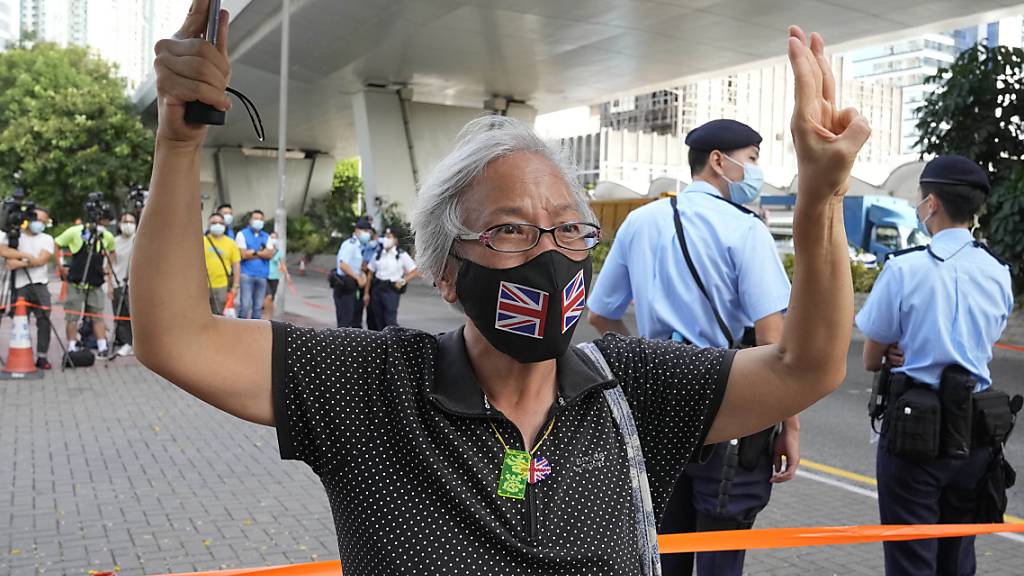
[589,181,791,347]
[337,237,364,276]
[856,228,1013,391]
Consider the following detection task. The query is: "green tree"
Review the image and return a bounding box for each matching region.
[914,43,1024,291]
[304,157,362,252]
[0,42,154,222]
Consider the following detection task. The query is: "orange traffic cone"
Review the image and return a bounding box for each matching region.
[223,291,237,318]
[1,298,41,379]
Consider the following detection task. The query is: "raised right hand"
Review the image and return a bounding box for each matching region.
[154,0,232,146]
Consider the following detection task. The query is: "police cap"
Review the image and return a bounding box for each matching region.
[355,216,372,229]
[919,154,990,194]
[684,119,762,152]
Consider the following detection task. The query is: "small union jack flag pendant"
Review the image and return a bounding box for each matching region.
[528,455,552,484]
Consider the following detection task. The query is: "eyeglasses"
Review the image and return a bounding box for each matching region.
[458,222,602,253]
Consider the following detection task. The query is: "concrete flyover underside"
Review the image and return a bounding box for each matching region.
[133,0,1024,217]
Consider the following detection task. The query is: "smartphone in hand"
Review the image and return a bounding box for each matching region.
[184,0,226,126]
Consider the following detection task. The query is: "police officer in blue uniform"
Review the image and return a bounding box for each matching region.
[589,119,799,576]
[333,216,373,328]
[354,222,380,329]
[857,155,1015,576]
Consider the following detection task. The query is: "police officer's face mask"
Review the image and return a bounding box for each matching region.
[455,250,592,364]
[721,154,764,204]
[916,195,935,234]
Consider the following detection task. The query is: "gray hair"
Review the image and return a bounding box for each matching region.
[412,115,596,283]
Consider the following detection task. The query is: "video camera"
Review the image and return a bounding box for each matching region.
[2,187,36,250]
[83,192,113,226]
[127,185,148,216]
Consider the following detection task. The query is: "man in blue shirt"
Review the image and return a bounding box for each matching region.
[334,216,372,328]
[234,210,275,319]
[857,155,1014,576]
[590,119,797,576]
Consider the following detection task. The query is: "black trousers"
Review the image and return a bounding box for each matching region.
[370,282,401,329]
[13,283,51,356]
[112,286,132,347]
[350,287,378,329]
[333,286,357,329]
[877,433,992,576]
[660,440,774,576]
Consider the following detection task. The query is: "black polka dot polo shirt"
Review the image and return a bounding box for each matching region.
[271,322,732,575]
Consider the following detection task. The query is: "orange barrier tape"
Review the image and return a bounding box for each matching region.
[285,276,335,311]
[657,522,1024,553]
[0,301,131,322]
[996,342,1024,353]
[156,523,1024,576]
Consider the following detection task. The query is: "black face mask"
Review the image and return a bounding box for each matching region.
[456,250,592,363]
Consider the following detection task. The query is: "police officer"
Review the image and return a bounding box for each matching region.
[857,155,1014,576]
[366,226,418,329]
[589,119,798,576]
[334,216,372,328]
[354,222,379,329]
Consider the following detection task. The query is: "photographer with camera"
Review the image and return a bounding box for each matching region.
[55,194,117,359]
[5,207,56,369]
[107,212,136,357]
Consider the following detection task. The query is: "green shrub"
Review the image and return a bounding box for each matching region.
[851,262,881,293]
[591,241,611,273]
[286,214,331,258]
[781,253,880,293]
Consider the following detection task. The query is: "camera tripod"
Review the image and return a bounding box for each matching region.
[65,225,129,364]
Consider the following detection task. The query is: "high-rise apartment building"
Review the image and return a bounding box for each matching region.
[847,16,1023,154]
[847,34,960,154]
[17,0,169,90]
[591,55,904,187]
[20,0,69,45]
[0,0,18,48]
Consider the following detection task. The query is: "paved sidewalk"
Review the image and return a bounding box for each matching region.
[3,362,1022,575]
[1,274,1021,575]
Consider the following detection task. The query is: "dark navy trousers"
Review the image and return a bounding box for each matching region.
[876,434,992,576]
[370,283,401,329]
[660,441,774,576]
[333,286,357,329]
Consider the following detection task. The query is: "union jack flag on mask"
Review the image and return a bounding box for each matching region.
[561,269,586,333]
[529,456,552,484]
[495,281,549,339]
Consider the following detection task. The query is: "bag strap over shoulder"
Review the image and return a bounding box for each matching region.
[670,195,734,348]
[576,342,661,576]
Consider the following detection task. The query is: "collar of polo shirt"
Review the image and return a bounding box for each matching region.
[428,327,617,418]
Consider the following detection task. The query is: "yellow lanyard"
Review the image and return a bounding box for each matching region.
[490,416,556,455]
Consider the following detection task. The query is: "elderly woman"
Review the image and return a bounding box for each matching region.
[133,3,870,574]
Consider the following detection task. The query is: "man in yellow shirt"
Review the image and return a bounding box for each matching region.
[204,212,241,315]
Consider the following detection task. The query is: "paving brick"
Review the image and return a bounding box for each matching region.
[2,280,1022,575]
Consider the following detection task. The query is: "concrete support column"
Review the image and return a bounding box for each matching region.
[352,89,418,228]
[352,89,537,226]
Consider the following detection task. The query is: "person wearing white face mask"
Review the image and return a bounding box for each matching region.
[216,203,235,232]
[55,210,117,359]
[590,119,796,576]
[107,213,137,356]
[234,210,275,319]
[365,226,418,330]
[204,212,241,315]
[7,207,56,369]
[332,216,373,328]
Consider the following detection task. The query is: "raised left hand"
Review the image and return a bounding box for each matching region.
[770,424,801,483]
[788,26,871,201]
